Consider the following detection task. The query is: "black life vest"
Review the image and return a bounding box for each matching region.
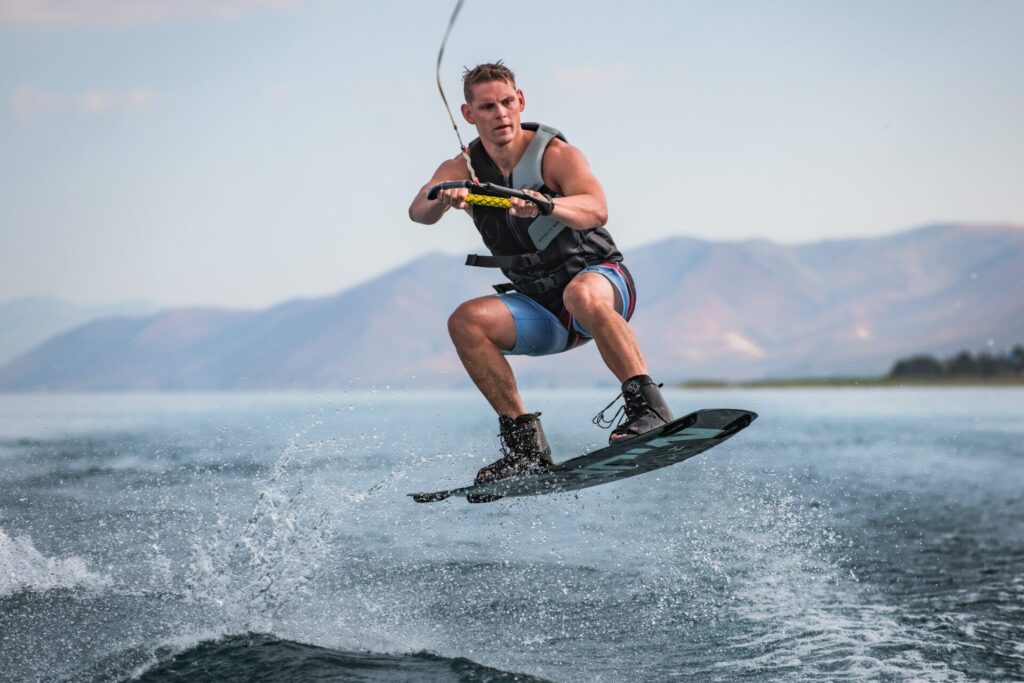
[466,122,622,313]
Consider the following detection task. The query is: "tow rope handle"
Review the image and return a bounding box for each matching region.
[427,180,554,216]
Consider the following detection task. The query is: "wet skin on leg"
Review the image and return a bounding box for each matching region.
[562,272,648,383]
[448,274,651,440]
[447,296,527,419]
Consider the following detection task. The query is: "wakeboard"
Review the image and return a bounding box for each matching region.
[409,408,756,504]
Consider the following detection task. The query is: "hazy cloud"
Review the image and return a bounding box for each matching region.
[13,85,156,122]
[0,0,302,27]
[723,331,765,358]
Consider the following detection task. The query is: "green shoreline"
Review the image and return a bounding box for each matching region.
[680,376,1024,389]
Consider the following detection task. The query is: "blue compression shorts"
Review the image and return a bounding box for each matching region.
[499,262,635,357]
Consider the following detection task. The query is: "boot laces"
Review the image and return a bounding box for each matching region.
[591,383,663,430]
[497,414,539,461]
[591,391,621,429]
[498,430,515,459]
[498,422,516,459]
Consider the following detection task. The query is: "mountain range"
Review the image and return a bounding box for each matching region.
[0,297,157,367]
[1,223,1021,391]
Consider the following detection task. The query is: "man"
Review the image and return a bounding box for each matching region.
[408,62,673,488]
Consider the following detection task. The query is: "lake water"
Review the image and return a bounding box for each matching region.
[1,388,1022,682]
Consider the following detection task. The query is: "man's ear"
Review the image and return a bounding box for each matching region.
[517,89,526,111]
[461,102,474,124]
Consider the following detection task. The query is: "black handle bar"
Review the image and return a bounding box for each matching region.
[426,180,554,216]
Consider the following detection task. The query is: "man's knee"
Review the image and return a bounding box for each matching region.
[564,276,613,319]
[448,301,480,343]
[448,299,503,344]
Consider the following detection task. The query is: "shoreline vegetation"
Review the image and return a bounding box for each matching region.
[681,376,1024,388]
[682,346,1024,389]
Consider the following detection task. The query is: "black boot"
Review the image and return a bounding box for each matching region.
[596,375,675,443]
[469,413,553,503]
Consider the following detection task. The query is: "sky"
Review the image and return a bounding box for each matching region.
[2,0,1023,309]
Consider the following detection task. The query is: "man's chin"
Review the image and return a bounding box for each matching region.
[489,126,516,144]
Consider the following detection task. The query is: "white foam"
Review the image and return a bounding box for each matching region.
[709,490,972,683]
[182,428,380,630]
[0,528,112,596]
[125,629,227,681]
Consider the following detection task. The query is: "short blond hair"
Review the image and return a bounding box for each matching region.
[462,61,516,103]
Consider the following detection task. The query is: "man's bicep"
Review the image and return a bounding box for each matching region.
[546,144,606,199]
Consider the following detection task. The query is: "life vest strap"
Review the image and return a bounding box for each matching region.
[490,270,572,295]
[465,253,543,269]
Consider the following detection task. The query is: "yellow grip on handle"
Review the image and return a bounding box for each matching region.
[465,194,512,209]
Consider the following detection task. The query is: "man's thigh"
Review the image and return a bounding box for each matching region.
[497,293,570,357]
[451,295,518,350]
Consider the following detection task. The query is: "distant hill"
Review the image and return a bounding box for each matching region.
[1,223,1022,391]
[0,297,158,367]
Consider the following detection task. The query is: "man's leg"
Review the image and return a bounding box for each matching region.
[448,296,553,499]
[447,296,526,418]
[562,272,647,381]
[563,270,673,441]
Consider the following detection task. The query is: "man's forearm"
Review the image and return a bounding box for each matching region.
[550,194,608,231]
[408,192,445,225]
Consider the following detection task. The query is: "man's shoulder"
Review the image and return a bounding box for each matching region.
[437,155,473,176]
[541,137,586,167]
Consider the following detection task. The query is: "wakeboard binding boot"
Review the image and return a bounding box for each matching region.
[469,412,553,503]
[596,374,675,443]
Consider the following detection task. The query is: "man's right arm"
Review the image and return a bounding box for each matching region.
[408,157,472,225]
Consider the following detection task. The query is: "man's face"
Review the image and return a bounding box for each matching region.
[461,79,525,146]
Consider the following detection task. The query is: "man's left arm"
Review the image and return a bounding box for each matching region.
[508,141,609,230]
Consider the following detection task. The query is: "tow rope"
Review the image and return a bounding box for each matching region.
[436,0,478,182]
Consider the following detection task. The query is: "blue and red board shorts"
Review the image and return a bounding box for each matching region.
[498,262,636,356]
